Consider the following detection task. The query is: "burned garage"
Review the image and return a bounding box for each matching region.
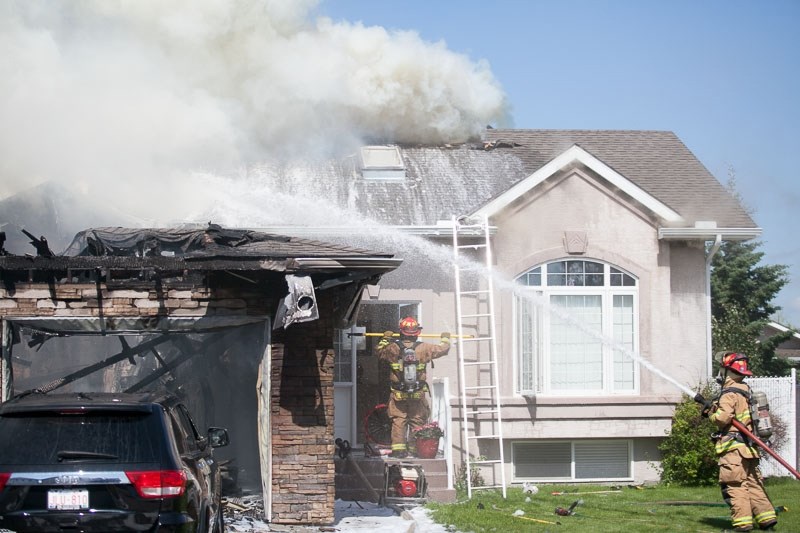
[0,225,400,525]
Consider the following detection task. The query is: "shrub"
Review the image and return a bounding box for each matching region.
[455,455,486,493]
[658,385,718,486]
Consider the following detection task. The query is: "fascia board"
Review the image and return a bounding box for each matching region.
[471,145,683,222]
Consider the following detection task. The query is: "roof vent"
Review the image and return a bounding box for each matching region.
[360,145,406,180]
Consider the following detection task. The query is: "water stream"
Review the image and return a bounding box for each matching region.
[194,172,699,399]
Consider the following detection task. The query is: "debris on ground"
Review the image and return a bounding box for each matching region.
[222,495,454,532]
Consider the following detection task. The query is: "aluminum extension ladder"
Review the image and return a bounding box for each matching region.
[452,215,507,498]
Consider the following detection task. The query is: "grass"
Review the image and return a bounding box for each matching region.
[426,479,799,532]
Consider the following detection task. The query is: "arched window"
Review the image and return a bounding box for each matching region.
[515,259,638,395]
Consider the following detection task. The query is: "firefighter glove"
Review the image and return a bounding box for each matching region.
[440,332,451,343]
[700,400,714,418]
[376,331,394,350]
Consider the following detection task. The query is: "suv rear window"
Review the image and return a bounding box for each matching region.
[0,411,164,465]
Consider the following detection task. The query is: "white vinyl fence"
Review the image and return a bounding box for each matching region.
[747,368,797,478]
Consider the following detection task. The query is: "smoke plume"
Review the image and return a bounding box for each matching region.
[0,0,509,221]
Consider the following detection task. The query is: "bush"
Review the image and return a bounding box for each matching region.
[454,455,486,493]
[658,385,718,486]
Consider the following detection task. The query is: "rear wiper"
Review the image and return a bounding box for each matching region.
[57,450,119,462]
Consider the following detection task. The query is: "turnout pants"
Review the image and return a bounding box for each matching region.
[388,394,430,454]
[719,450,777,530]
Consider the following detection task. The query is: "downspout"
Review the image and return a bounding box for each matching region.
[705,235,723,378]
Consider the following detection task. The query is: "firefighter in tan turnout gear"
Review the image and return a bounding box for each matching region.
[375,317,450,458]
[702,352,777,532]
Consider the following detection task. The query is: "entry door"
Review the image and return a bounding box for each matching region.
[333,303,420,446]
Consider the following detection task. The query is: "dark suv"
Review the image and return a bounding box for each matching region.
[0,391,229,532]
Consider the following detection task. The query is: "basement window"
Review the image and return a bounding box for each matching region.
[360,145,406,180]
[512,440,633,481]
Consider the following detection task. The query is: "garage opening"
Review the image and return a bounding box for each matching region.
[4,317,270,494]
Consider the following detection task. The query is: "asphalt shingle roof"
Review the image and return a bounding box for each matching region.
[263,129,756,228]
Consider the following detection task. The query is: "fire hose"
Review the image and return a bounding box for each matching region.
[694,394,800,480]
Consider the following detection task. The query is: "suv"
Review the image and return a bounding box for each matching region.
[0,391,229,532]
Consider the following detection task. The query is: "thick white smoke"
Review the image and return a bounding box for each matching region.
[0,0,509,221]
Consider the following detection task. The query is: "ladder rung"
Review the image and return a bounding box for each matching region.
[457,243,487,249]
[468,434,502,440]
[471,484,505,491]
[459,290,490,295]
[465,385,498,391]
[468,408,499,415]
[463,360,496,367]
[461,336,494,343]
[468,459,503,465]
[461,313,491,318]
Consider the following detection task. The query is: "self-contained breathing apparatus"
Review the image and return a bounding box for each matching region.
[712,351,774,441]
[713,386,774,441]
[390,340,427,395]
[402,345,421,392]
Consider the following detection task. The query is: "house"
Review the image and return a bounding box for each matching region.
[762,321,800,364]
[247,129,758,491]
[0,128,761,519]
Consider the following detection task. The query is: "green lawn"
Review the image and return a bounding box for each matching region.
[426,479,799,532]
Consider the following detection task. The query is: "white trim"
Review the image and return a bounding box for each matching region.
[472,145,683,222]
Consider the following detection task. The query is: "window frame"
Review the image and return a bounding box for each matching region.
[515,259,640,396]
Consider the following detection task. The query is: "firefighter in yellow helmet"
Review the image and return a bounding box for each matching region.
[375,317,450,458]
[701,352,777,532]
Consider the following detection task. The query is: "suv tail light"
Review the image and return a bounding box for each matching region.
[126,470,186,499]
[0,473,9,492]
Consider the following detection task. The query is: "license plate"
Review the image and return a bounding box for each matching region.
[47,488,89,510]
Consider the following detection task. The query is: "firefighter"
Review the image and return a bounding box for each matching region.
[701,352,777,532]
[375,316,450,458]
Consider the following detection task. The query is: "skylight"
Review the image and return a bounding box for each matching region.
[360,145,406,180]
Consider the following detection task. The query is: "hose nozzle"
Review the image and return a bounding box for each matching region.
[693,393,706,405]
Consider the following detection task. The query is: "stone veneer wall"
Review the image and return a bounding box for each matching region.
[0,281,338,525]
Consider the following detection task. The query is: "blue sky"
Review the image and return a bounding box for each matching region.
[320,0,800,327]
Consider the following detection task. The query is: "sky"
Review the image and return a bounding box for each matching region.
[1,1,797,326]
[318,0,800,327]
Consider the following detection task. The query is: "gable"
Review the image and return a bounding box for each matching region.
[471,144,683,223]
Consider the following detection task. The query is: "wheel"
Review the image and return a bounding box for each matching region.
[364,403,391,446]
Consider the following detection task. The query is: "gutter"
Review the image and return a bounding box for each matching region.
[251,223,496,238]
[658,227,761,241]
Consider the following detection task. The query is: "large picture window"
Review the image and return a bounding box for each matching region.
[515,260,638,395]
